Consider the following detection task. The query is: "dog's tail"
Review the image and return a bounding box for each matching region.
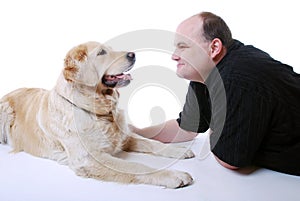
[0,101,14,144]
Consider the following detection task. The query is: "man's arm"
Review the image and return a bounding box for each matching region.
[214,155,239,170]
[131,120,239,170]
[130,119,198,143]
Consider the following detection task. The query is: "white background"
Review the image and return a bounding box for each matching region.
[1,2,300,200]
[0,0,299,127]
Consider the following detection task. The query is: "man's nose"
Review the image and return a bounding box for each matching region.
[171,52,180,61]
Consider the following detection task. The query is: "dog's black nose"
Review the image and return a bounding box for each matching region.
[127,52,135,62]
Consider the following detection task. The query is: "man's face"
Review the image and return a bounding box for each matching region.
[172,16,215,82]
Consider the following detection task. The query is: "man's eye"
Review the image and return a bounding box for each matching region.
[178,45,188,49]
[97,49,107,56]
[177,45,186,49]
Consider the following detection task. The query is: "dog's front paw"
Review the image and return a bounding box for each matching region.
[159,145,195,159]
[169,170,193,188]
[180,149,195,159]
[157,170,194,188]
[136,170,193,188]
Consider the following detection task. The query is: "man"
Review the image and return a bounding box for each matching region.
[130,12,300,175]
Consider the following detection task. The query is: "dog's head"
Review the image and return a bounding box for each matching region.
[63,41,135,88]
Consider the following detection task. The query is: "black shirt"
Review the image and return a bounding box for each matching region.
[177,40,300,176]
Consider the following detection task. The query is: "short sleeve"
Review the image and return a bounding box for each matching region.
[177,82,211,133]
[210,81,272,167]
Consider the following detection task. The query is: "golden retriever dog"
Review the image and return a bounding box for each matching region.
[0,41,194,188]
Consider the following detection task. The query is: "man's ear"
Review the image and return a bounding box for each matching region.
[63,44,99,86]
[209,38,223,60]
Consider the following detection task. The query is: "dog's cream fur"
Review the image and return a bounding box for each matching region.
[0,41,194,188]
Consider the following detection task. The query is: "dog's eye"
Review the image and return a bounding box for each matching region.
[97,49,107,56]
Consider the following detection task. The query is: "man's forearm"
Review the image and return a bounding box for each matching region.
[132,119,198,143]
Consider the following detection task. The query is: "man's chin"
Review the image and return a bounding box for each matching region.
[176,71,186,79]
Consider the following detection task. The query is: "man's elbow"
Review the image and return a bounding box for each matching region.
[214,155,239,170]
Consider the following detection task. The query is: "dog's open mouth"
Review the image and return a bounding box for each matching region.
[102,54,135,88]
[102,73,132,88]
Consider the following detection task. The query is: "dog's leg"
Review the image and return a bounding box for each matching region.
[69,151,193,188]
[123,133,195,159]
[0,101,14,144]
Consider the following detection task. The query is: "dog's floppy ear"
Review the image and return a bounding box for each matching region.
[63,44,99,86]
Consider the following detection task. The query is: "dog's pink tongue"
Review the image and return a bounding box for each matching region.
[116,74,132,80]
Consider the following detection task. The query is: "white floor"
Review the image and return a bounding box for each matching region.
[1,133,299,201]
